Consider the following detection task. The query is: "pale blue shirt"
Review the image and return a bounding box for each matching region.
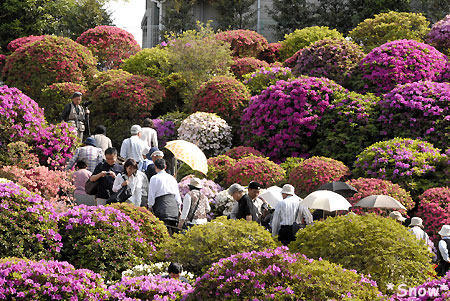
[147,171,181,208]
[120,135,149,164]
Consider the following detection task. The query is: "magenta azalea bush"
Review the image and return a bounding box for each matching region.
[242,66,294,96]
[289,156,350,195]
[353,39,449,95]
[294,38,365,85]
[59,205,155,280]
[76,25,141,70]
[207,155,236,186]
[224,146,264,160]
[6,35,47,52]
[417,187,450,243]
[258,42,282,63]
[347,178,414,215]
[215,29,269,58]
[108,275,192,300]
[427,14,450,56]
[2,35,97,100]
[0,258,110,300]
[225,156,286,187]
[378,81,450,150]
[393,269,450,300]
[189,247,383,300]
[152,118,176,148]
[192,76,251,123]
[241,77,346,161]
[0,182,62,260]
[178,175,223,205]
[231,57,270,80]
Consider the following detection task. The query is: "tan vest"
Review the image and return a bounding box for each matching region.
[187,190,208,221]
[68,103,85,132]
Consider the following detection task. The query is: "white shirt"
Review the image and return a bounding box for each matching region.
[140,127,158,148]
[271,195,313,236]
[409,226,436,255]
[120,135,150,163]
[181,193,211,225]
[147,170,181,208]
[112,171,148,207]
[439,237,450,262]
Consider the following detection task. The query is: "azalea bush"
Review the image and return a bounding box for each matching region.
[312,91,380,165]
[215,29,268,58]
[88,69,132,91]
[294,38,365,85]
[192,76,251,123]
[280,26,344,60]
[122,262,195,283]
[257,42,282,63]
[7,35,47,52]
[59,205,155,280]
[0,142,39,169]
[152,118,176,147]
[225,146,264,160]
[157,216,278,276]
[242,66,294,96]
[289,214,435,294]
[178,175,223,208]
[177,112,232,157]
[76,25,141,70]
[0,258,110,300]
[349,11,430,52]
[378,81,450,150]
[416,187,450,243]
[280,157,304,180]
[109,203,169,249]
[427,14,450,56]
[206,155,236,186]
[289,156,350,195]
[40,82,88,123]
[347,178,414,215]
[226,155,286,187]
[353,39,449,95]
[210,190,236,218]
[230,57,270,80]
[121,46,171,79]
[284,49,303,68]
[0,182,62,260]
[393,268,450,299]
[189,247,383,300]
[2,35,97,101]
[241,77,346,161]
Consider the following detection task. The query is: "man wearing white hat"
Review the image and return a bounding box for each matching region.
[120,125,149,169]
[389,211,406,224]
[408,217,436,258]
[271,184,313,246]
[437,225,450,276]
[178,177,210,229]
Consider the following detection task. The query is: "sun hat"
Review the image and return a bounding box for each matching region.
[439,225,450,237]
[281,184,295,195]
[389,211,406,222]
[409,217,424,228]
[130,125,142,135]
[189,177,203,189]
[146,147,159,160]
[83,137,97,147]
[151,150,164,158]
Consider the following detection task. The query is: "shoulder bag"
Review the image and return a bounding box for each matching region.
[85,179,99,195]
[106,174,132,204]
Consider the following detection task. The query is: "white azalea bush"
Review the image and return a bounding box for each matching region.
[121,262,195,283]
[177,112,232,157]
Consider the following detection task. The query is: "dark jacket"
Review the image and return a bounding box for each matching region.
[92,161,124,199]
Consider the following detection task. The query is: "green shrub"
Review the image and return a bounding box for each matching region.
[121,47,171,79]
[242,66,294,96]
[349,11,430,52]
[156,216,279,276]
[280,157,303,180]
[88,69,132,91]
[289,214,435,294]
[280,26,344,60]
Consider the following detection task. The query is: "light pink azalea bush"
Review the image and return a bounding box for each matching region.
[224,146,264,160]
[231,57,270,80]
[6,35,47,52]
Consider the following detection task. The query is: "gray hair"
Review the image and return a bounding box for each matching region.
[228,183,245,195]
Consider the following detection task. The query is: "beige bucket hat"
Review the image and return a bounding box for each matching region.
[389,211,406,222]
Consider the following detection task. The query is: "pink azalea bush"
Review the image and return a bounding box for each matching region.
[192,76,251,122]
[6,35,47,52]
[0,54,6,74]
[347,178,414,215]
[393,271,450,300]
[378,81,450,150]
[416,187,450,243]
[225,155,286,187]
[108,275,192,300]
[242,66,294,96]
[284,49,303,68]
[0,258,110,299]
[76,25,141,70]
[2,35,97,100]
[0,182,62,260]
[427,14,450,56]
[353,39,449,95]
[224,146,264,160]
[231,57,270,80]
[294,38,365,85]
[189,247,382,300]
[59,205,155,280]
[241,77,347,161]
[215,29,269,58]
[257,42,282,63]
[207,155,236,186]
[289,156,350,195]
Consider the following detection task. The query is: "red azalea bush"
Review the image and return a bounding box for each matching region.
[0,54,6,75]
[230,57,270,80]
[76,25,141,70]
[7,35,47,52]
[353,39,449,95]
[427,14,450,56]
[207,155,236,186]
[289,156,350,195]
[378,81,450,150]
[224,146,264,160]
[2,35,97,100]
[41,82,88,123]
[241,77,347,161]
[225,155,286,187]
[294,38,365,85]
[215,29,269,58]
[258,42,282,63]
[416,187,450,243]
[192,76,251,122]
[347,178,414,215]
[284,49,303,68]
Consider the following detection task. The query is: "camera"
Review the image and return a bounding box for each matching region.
[82,100,93,107]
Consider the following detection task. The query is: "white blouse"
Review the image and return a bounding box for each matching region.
[112,170,148,207]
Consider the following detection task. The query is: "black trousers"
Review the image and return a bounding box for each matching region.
[278,225,295,246]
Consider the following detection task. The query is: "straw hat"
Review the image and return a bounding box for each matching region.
[189,177,203,189]
[281,184,295,195]
[439,225,450,237]
[389,211,406,222]
[409,217,424,228]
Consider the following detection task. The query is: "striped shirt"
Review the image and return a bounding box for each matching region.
[272,195,313,236]
[66,145,104,172]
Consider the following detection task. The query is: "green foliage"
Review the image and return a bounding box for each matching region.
[161,0,197,36]
[121,47,171,80]
[88,69,132,91]
[349,11,430,52]
[175,163,204,182]
[242,66,294,96]
[156,216,279,276]
[158,72,187,113]
[280,157,303,180]
[211,0,257,30]
[289,214,435,294]
[280,26,344,60]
